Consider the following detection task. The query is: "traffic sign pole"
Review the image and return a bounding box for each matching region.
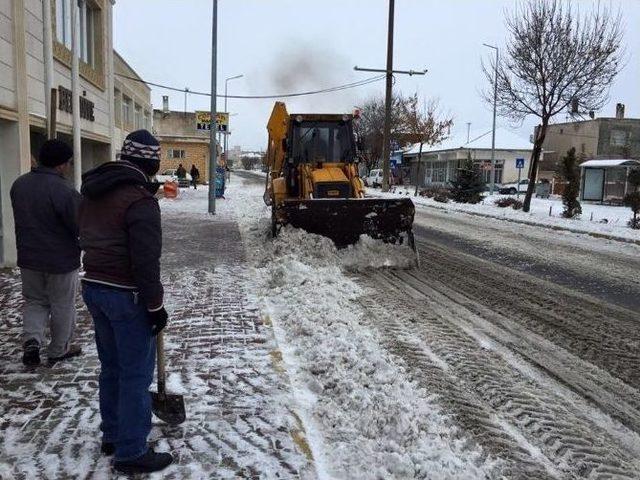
[515,158,525,198]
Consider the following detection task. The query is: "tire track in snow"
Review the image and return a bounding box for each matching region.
[415,239,640,392]
[356,269,640,479]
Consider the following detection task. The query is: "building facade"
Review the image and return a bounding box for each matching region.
[0,0,150,266]
[406,128,534,188]
[113,51,151,155]
[153,108,214,182]
[540,107,640,179]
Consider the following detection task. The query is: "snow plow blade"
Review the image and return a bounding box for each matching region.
[276,198,416,248]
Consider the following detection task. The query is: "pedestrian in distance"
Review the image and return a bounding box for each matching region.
[175,163,187,180]
[79,130,173,474]
[10,140,83,368]
[190,164,200,189]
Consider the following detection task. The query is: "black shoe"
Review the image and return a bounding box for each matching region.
[113,448,174,474]
[22,339,40,367]
[48,344,82,367]
[101,442,115,456]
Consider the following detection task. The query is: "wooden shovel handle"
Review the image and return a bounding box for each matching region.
[156,331,166,396]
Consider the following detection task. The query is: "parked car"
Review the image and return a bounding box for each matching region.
[498,179,531,195]
[155,168,192,188]
[363,169,396,188]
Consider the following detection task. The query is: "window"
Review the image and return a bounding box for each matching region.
[114,89,121,126]
[56,0,72,49]
[56,1,96,66]
[610,129,627,147]
[122,96,132,126]
[432,161,447,183]
[291,122,354,163]
[134,105,143,129]
[168,149,185,159]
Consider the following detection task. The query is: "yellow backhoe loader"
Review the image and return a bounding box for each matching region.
[263,101,416,251]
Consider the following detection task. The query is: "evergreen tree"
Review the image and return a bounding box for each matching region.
[624,168,640,229]
[450,153,485,204]
[560,147,582,218]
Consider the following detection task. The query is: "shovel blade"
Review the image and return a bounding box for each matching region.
[150,391,186,425]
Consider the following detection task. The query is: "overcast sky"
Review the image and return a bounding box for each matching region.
[113,0,640,151]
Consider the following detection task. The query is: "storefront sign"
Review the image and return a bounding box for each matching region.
[58,86,95,122]
[195,111,229,132]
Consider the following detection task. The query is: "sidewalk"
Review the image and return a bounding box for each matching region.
[0,188,314,479]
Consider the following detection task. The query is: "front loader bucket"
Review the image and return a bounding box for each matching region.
[276,198,416,248]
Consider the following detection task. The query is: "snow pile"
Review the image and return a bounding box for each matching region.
[373,187,640,242]
[226,176,499,479]
[264,227,417,272]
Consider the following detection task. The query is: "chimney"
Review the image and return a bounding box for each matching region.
[571,97,579,114]
[616,103,625,120]
[162,95,169,115]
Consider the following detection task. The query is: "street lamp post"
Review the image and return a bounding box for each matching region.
[224,74,243,161]
[208,0,218,214]
[483,43,499,195]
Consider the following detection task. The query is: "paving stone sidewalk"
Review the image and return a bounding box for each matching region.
[0,196,314,479]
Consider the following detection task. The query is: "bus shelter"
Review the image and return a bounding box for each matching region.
[580,159,640,203]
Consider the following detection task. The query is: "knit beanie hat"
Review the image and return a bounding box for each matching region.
[120,129,161,176]
[39,140,73,168]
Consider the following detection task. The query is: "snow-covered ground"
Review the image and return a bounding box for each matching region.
[222,175,501,479]
[372,187,640,243]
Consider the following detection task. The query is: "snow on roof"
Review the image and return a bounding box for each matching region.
[404,127,532,155]
[580,159,640,168]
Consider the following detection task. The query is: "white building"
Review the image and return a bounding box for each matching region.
[406,128,537,188]
[0,1,150,266]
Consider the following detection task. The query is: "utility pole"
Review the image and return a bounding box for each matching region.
[208,0,218,214]
[184,87,189,117]
[483,43,499,195]
[71,0,81,190]
[354,0,427,192]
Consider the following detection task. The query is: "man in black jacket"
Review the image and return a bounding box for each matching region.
[10,140,83,367]
[79,130,173,474]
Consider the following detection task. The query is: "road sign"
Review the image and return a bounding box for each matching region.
[390,151,403,166]
[195,111,229,132]
[515,158,525,198]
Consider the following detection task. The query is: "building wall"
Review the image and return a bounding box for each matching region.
[113,52,151,153]
[542,120,600,175]
[597,119,640,159]
[408,148,533,187]
[0,0,118,267]
[158,140,210,182]
[0,1,17,111]
[542,118,640,178]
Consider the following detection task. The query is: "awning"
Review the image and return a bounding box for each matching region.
[580,159,640,168]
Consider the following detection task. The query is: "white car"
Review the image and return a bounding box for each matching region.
[155,169,192,187]
[498,179,531,195]
[363,168,397,187]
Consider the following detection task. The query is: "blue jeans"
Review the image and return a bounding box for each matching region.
[82,283,156,461]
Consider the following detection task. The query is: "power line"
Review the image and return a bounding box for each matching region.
[115,73,386,100]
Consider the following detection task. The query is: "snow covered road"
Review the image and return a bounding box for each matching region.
[230,170,640,479]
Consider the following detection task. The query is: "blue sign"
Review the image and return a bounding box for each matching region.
[516,158,525,169]
[390,151,403,167]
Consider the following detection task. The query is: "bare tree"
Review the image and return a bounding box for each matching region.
[356,93,410,174]
[400,94,453,196]
[484,0,623,212]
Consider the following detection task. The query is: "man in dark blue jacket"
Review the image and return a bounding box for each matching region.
[10,140,83,367]
[79,130,173,474]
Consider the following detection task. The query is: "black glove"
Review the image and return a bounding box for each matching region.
[148,308,168,336]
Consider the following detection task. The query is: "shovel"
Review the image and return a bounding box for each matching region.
[150,331,186,425]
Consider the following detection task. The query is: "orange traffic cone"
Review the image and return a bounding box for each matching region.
[164,181,178,199]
